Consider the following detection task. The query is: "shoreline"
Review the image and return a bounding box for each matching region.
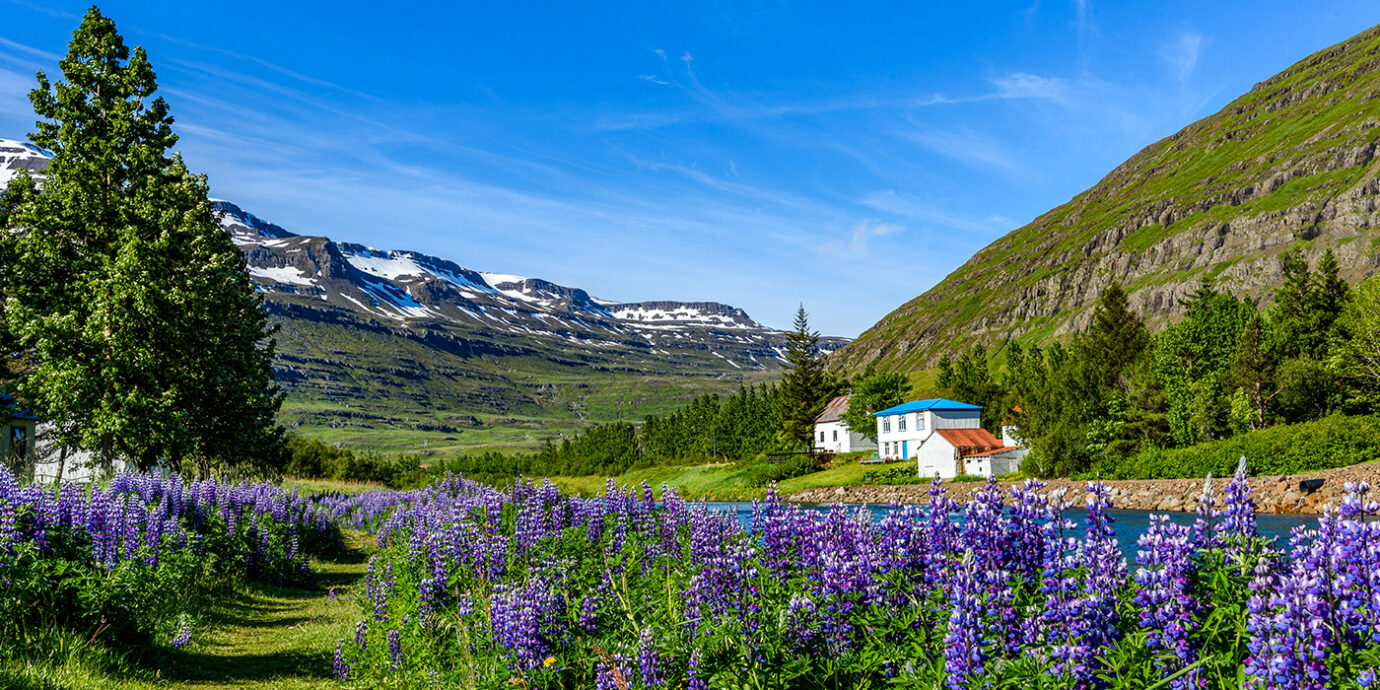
[786,462,1380,515]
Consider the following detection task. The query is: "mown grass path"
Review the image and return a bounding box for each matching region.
[147,529,372,689]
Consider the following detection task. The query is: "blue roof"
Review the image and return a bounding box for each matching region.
[1,395,38,422]
[873,398,982,416]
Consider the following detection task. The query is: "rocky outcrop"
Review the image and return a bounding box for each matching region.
[787,462,1380,515]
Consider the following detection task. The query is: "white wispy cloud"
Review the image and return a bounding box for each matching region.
[859,189,1015,236]
[847,219,904,255]
[989,72,1069,104]
[1161,31,1204,83]
[903,126,1030,177]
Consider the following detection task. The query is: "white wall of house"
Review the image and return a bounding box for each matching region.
[813,421,876,453]
[28,424,126,484]
[874,410,980,463]
[916,437,962,478]
[965,450,1022,478]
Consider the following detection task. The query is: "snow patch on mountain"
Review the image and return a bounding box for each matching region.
[248,265,316,286]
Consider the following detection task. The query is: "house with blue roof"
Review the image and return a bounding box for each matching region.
[1,394,38,472]
[873,398,1025,478]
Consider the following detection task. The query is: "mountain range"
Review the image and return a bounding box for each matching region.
[834,24,1380,374]
[1,140,846,452]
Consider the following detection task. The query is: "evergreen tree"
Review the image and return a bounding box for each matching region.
[1082,281,1149,384]
[0,8,283,475]
[1271,249,1349,361]
[778,305,829,450]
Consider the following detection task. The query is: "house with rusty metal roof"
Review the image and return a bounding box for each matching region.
[812,395,877,454]
[873,398,1025,478]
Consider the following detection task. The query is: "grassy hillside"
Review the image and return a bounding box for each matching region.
[271,300,777,455]
[835,23,1380,374]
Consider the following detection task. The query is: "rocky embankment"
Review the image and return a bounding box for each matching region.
[788,463,1380,515]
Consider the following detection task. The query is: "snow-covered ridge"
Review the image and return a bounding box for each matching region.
[0,138,801,344]
[0,139,51,190]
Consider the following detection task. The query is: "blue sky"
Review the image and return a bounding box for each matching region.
[1,1,1378,336]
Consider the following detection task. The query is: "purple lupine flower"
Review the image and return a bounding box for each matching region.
[944,550,994,689]
[1134,514,1201,689]
[687,648,707,690]
[1220,457,1258,552]
[637,627,664,688]
[489,576,565,670]
[387,629,402,670]
[170,616,193,648]
[1079,481,1126,673]
[333,639,351,679]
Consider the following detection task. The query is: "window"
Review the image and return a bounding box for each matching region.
[9,426,26,462]
[898,415,907,432]
[832,429,838,442]
[818,431,825,443]
[917,415,926,431]
[883,417,891,433]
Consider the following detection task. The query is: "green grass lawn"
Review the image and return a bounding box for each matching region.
[0,531,374,690]
[538,452,883,502]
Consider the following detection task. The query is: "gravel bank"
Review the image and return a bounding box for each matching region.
[787,463,1380,515]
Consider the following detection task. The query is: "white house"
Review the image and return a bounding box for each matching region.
[873,398,1023,478]
[812,395,877,454]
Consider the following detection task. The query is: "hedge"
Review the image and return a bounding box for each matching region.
[1095,414,1380,480]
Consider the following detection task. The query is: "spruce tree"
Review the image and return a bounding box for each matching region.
[778,305,828,450]
[1083,281,1149,380]
[1,8,283,475]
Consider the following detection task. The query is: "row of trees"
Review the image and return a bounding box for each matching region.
[462,306,845,478]
[932,249,1374,476]
[0,9,284,478]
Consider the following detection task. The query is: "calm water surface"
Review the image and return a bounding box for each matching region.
[701,501,1317,560]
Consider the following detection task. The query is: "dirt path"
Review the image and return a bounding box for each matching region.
[150,530,373,689]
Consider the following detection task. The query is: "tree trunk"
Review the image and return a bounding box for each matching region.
[54,444,68,486]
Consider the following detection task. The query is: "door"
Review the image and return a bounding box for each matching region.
[901,440,908,458]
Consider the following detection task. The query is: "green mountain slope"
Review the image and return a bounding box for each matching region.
[834,24,1380,374]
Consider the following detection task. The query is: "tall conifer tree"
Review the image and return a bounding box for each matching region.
[0,8,283,475]
[778,305,828,449]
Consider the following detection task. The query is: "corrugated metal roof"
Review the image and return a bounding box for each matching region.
[1,395,38,422]
[965,445,1021,458]
[815,395,850,423]
[873,398,982,416]
[935,428,1003,454]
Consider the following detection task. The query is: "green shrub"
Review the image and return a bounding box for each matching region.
[862,466,927,485]
[1094,414,1380,479]
[735,456,819,487]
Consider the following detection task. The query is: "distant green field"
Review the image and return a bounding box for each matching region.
[537,452,879,502]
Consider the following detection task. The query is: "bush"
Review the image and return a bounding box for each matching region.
[862,466,927,485]
[734,456,820,487]
[1094,414,1380,479]
[285,434,421,488]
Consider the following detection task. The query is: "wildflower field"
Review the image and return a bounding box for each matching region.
[334,470,1380,689]
[4,465,1380,688]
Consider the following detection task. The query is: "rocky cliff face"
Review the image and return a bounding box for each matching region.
[834,24,1380,374]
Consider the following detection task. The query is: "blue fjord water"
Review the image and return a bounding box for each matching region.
[702,502,1316,560]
